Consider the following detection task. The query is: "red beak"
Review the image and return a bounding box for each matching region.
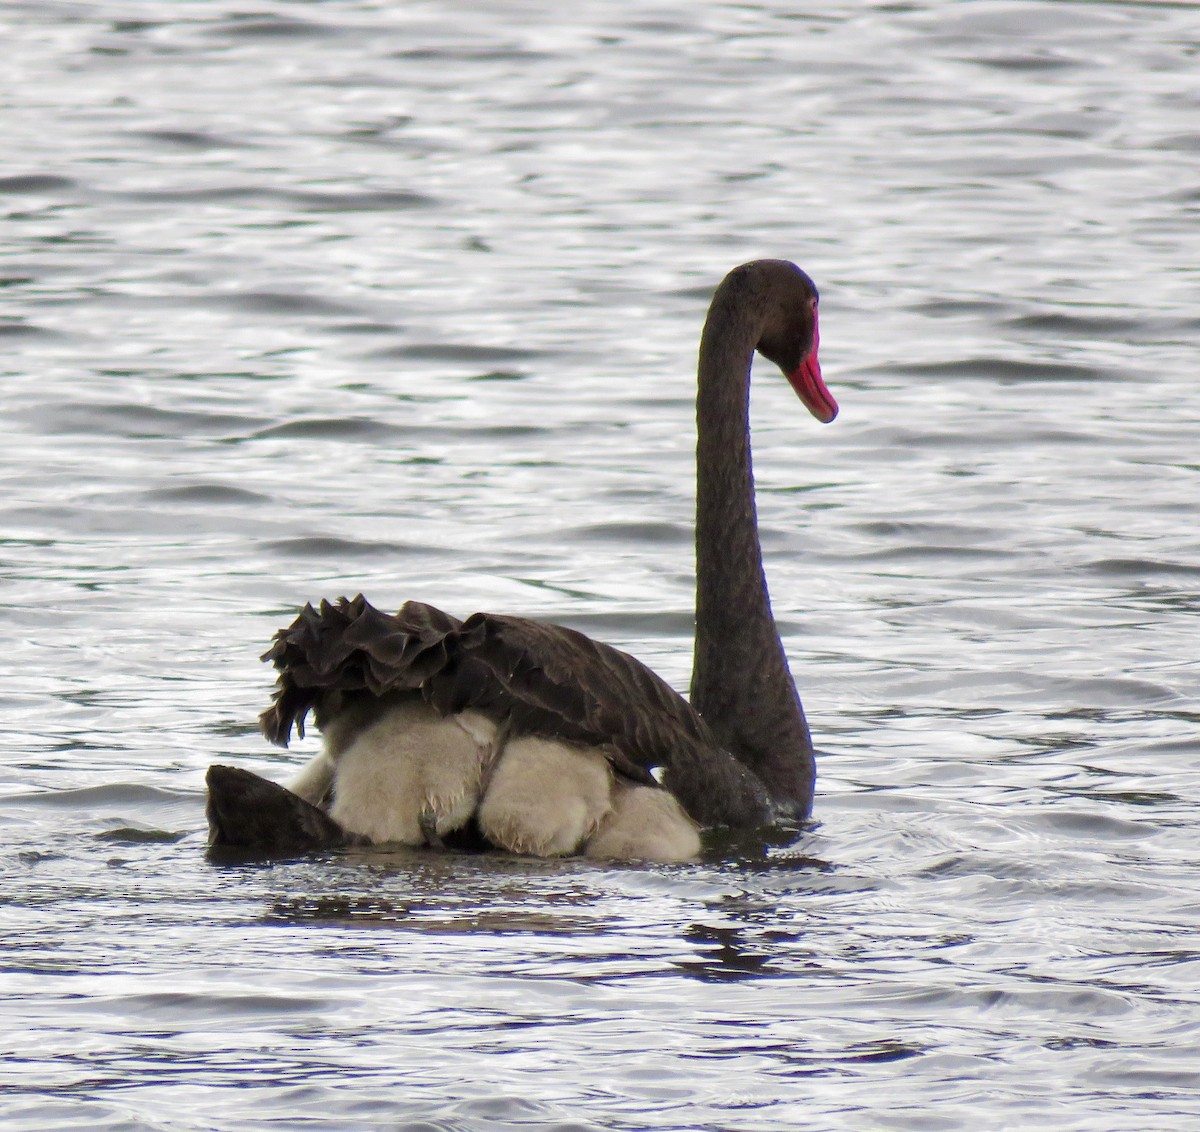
[785,314,838,423]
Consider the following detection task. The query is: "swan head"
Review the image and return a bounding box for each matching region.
[747,259,838,424]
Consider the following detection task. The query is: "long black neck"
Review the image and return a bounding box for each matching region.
[689,282,815,817]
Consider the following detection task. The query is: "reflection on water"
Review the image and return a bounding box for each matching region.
[2,0,1198,1128]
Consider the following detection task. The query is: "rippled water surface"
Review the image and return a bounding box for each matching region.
[2,1,1198,1128]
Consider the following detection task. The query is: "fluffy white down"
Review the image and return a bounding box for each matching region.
[287,751,335,807]
[289,696,701,862]
[324,699,496,845]
[477,737,614,857]
[584,780,701,863]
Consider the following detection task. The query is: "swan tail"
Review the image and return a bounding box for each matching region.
[205,764,364,855]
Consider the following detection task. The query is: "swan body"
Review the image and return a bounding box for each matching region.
[206,259,836,861]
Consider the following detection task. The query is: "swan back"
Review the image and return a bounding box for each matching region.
[260,595,775,827]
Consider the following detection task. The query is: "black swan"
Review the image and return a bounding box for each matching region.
[206,259,837,860]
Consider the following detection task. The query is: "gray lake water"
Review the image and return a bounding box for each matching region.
[1,1,1197,1128]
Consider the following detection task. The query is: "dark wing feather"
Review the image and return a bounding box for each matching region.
[259,595,772,826]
